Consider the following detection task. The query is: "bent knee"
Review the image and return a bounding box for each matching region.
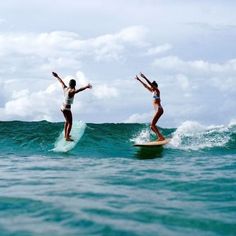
[159,108,164,115]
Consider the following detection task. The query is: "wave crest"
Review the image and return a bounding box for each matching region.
[170,121,231,150]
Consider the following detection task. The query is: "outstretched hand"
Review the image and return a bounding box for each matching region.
[52,72,58,78]
[134,75,139,81]
[140,72,145,78]
[87,83,92,89]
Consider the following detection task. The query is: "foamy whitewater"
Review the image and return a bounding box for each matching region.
[0,120,235,235]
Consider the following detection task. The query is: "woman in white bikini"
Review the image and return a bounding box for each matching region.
[52,72,92,141]
[135,72,165,141]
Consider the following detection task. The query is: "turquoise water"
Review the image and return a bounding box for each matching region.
[0,121,236,236]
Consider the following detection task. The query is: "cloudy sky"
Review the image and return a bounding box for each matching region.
[0,0,236,126]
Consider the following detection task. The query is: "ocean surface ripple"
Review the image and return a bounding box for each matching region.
[0,121,236,236]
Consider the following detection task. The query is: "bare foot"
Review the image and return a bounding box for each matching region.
[157,137,165,141]
[65,137,74,142]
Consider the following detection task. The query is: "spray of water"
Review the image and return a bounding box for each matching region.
[130,127,151,144]
[170,121,231,150]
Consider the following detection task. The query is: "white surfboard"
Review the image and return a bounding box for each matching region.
[134,139,170,147]
[52,121,86,152]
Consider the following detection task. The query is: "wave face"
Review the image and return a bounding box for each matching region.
[0,120,235,158]
[1,120,236,236]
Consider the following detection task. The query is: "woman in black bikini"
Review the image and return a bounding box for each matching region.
[52,72,92,141]
[135,72,165,141]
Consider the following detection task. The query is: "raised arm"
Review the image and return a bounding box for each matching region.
[52,72,67,89]
[74,83,92,94]
[140,72,153,88]
[135,75,152,92]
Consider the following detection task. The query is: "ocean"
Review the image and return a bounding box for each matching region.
[0,120,235,236]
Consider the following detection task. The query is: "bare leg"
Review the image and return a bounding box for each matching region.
[65,111,73,141]
[66,124,73,140]
[150,107,165,141]
[64,121,68,138]
[62,110,74,141]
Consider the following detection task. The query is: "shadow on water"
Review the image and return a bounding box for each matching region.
[134,146,164,160]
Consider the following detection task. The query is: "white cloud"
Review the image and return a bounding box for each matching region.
[176,74,190,91]
[124,112,152,123]
[153,56,236,79]
[0,0,236,127]
[151,55,236,126]
[146,43,172,56]
[117,26,148,45]
[92,84,119,99]
[0,26,148,78]
[2,82,61,121]
[75,71,89,86]
[87,26,147,61]
[0,26,146,59]
[0,26,150,122]
[0,71,120,122]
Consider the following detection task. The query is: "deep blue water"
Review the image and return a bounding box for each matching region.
[0,121,236,236]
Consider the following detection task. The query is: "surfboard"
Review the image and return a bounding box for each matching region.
[134,139,170,147]
[52,121,86,152]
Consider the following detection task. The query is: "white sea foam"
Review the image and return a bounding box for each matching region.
[170,120,231,150]
[229,119,236,129]
[130,127,151,144]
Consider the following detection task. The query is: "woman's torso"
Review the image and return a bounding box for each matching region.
[63,88,74,109]
[152,89,162,109]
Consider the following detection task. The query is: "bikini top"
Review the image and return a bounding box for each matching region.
[152,91,160,100]
[64,88,74,105]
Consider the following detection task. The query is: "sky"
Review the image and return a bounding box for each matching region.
[0,0,236,127]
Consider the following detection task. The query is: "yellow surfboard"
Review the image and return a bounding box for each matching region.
[134,139,170,147]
